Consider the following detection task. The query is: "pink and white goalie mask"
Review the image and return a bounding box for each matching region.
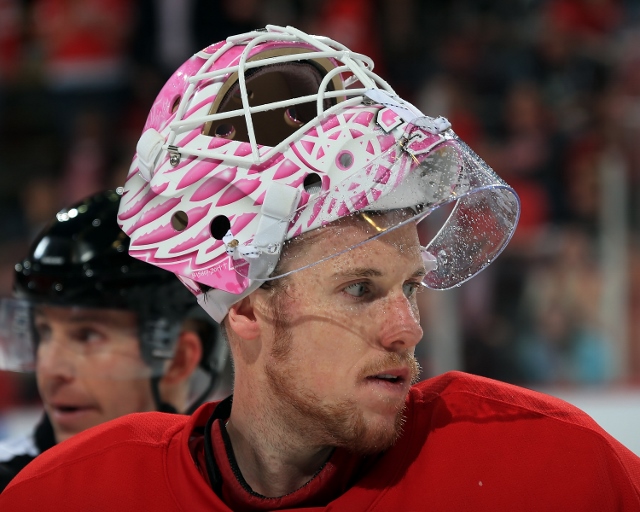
[117,25,520,322]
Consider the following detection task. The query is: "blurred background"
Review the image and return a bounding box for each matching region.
[2,0,640,452]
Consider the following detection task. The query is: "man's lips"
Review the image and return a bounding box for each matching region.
[365,367,411,385]
[47,401,98,420]
[51,404,92,413]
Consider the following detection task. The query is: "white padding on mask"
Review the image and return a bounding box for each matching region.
[248,183,300,280]
[136,129,165,182]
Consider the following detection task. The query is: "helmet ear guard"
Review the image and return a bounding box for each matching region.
[118,25,520,324]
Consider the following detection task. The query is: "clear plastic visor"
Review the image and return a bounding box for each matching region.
[0,299,160,379]
[232,128,520,285]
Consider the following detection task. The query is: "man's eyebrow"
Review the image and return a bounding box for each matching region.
[332,267,427,279]
[413,268,428,278]
[33,308,136,327]
[332,268,383,279]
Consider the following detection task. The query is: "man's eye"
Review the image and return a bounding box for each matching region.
[343,282,369,298]
[403,282,422,298]
[73,328,104,344]
[34,323,51,342]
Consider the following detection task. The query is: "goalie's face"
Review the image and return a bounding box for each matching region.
[256,215,425,453]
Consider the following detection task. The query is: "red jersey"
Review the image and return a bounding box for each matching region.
[2,371,640,511]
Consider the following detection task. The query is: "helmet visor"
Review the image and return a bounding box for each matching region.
[231,125,520,286]
[0,299,163,379]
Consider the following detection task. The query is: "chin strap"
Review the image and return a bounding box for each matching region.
[151,375,178,414]
[185,369,218,415]
[204,395,234,496]
[151,366,219,415]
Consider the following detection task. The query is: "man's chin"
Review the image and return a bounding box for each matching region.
[339,408,406,455]
[52,428,75,444]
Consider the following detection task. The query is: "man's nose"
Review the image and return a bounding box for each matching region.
[377,292,423,350]
[36,338,77,379]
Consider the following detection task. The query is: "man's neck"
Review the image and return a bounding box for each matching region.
[224,408,334,497]
[226,382,333,497]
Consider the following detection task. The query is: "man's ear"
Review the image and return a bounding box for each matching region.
[161,330,202,385]
[227,295,261,341]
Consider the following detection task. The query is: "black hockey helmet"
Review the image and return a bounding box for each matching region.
[6,189,226,411]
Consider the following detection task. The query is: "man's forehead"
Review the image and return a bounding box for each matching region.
[34,305,138,326]
[284,215,425,276]
[310,215,420,251]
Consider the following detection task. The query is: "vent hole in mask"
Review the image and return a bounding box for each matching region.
[171,96,182,114]
[210,215,231,240]
[214,124,236,139]
[303,173,322,195]
[171,211,189,231]
[337,151,354,169]
[232,89,253,103]
[284,107,304,128]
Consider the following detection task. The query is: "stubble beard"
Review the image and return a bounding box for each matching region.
[263,295,420,455]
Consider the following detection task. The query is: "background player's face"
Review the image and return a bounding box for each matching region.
[34,306,155,443]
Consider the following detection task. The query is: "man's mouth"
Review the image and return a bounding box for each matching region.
[367,374,404,383]
[365,366,411,386]
[49,403,95,417]
[54,405,82,413]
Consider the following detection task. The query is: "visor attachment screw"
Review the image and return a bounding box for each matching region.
[398,136,420,165]
[168,145,181,167]
[267,243,279,254]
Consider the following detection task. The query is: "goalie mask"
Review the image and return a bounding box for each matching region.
[117,25,520,322]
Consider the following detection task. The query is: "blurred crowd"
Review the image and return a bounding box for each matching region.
[1,0,640,413]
